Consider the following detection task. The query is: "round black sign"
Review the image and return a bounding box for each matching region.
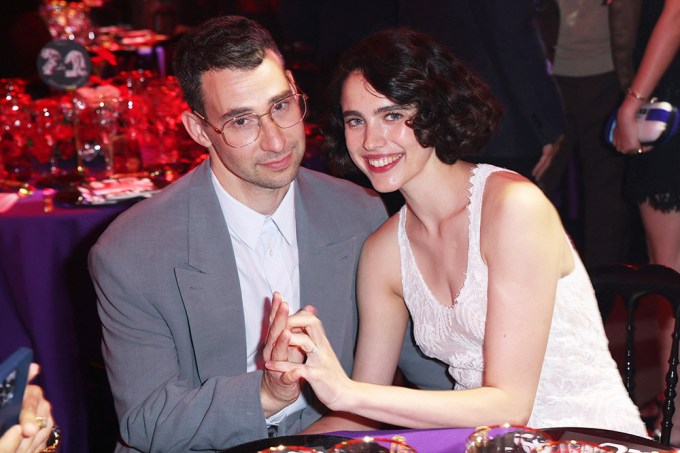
[36,39,92,91]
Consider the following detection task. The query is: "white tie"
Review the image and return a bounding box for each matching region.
[259,218,293,303]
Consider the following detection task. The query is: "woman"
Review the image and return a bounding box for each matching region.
[612,0,680,441]
[267,28,646,435]
[612,0,680,274]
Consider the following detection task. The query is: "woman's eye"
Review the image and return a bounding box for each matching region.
[385,112,404,121]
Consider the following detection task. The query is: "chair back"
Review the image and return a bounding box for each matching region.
[589,263,680,446]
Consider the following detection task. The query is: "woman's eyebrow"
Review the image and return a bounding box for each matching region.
[374,104,408,114]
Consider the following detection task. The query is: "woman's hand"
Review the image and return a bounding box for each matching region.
[612,98,653,154]
[0,364,55,453]
[265,308,355,412]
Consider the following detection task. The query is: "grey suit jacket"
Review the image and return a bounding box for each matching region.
[90,161,452,452]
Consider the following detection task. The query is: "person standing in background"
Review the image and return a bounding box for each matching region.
[279,0,565,209]
[612,0,680,442]
[537,0,640,266]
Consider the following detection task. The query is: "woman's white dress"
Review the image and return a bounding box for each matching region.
[397,164,647,435]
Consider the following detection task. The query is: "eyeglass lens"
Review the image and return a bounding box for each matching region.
[221,93,306,147]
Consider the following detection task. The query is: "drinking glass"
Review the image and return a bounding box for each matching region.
[532,440,615,453]
[73,89,122,180]
[328,436,417,452]
[465,425,553,453]
[32,98,64,178]
[0,80,34,182]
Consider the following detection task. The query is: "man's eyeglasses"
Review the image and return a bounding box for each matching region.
[193,92,308,148]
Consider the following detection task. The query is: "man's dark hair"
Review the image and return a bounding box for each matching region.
[323,28,502,174]
[173,15,284,115]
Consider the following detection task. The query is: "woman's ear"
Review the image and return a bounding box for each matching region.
[181,111,213,148]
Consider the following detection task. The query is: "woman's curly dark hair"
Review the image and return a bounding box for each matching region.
[323,28,502,174]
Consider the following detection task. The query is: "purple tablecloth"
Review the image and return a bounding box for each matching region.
[329,426,666,453]
[331,427,475,453]
[0,190,128,453]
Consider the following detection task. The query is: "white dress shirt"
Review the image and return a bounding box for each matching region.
[210,171,307,425]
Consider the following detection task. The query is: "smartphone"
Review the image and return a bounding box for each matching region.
[0,347,33,435]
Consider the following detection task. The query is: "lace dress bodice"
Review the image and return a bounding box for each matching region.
[398,164,646,435]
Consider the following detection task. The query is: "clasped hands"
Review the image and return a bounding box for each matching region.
[260,293,350,417]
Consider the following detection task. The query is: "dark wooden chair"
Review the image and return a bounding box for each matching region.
[589,263,680,446]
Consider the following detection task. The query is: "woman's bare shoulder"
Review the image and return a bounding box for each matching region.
[359,212,402,282]
[483,170,554,218]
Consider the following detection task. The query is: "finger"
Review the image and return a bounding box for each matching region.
[531,157,548,180]
[265,360,305,377]
[263,300,290,360]
[300,305,317,316]
[19,385,44,437]
[281,368,303,385]
[270,327,292,362]
[0,424,23,452]
[269,292,283,324]
[22,424,51,453]
[288,332,320,355]
[27,363,40,382]
[286,313,328,345]
[271,300,290,336]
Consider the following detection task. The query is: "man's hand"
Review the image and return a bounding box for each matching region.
[532,134,564,182]
[260,293,304,417]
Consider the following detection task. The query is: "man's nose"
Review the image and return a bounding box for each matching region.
[259,115,286,151]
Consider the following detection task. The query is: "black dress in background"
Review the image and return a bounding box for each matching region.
[625,0,680,213]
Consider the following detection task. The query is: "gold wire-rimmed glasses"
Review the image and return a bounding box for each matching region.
[193,92,308,148]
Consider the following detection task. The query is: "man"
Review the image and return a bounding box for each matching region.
[89,16,451,452]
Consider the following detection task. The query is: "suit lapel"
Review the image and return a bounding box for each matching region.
[176,161,247,381]
[295,170,360,353]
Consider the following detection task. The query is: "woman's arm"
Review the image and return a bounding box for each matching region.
[613,0,680,153]
[270,177,569,428]
[300,219,409,433]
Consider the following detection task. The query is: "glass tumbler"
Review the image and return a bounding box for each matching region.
[73,91,122,180]
[532,440,615,453]
[465,424,553,453]
[328,436,417,452]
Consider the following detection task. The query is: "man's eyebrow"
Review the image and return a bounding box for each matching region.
[219,89,294,121]
[342,109,362,118]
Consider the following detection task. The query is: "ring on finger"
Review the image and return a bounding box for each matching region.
[35,416,47,429]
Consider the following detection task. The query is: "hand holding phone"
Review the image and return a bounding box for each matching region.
[0,348,33,435]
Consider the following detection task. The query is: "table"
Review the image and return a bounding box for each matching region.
[331,426,670,453]
[223,426,669,453]
[0,189,129,453]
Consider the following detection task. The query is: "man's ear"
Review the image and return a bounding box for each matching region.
[181,110,213,148]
